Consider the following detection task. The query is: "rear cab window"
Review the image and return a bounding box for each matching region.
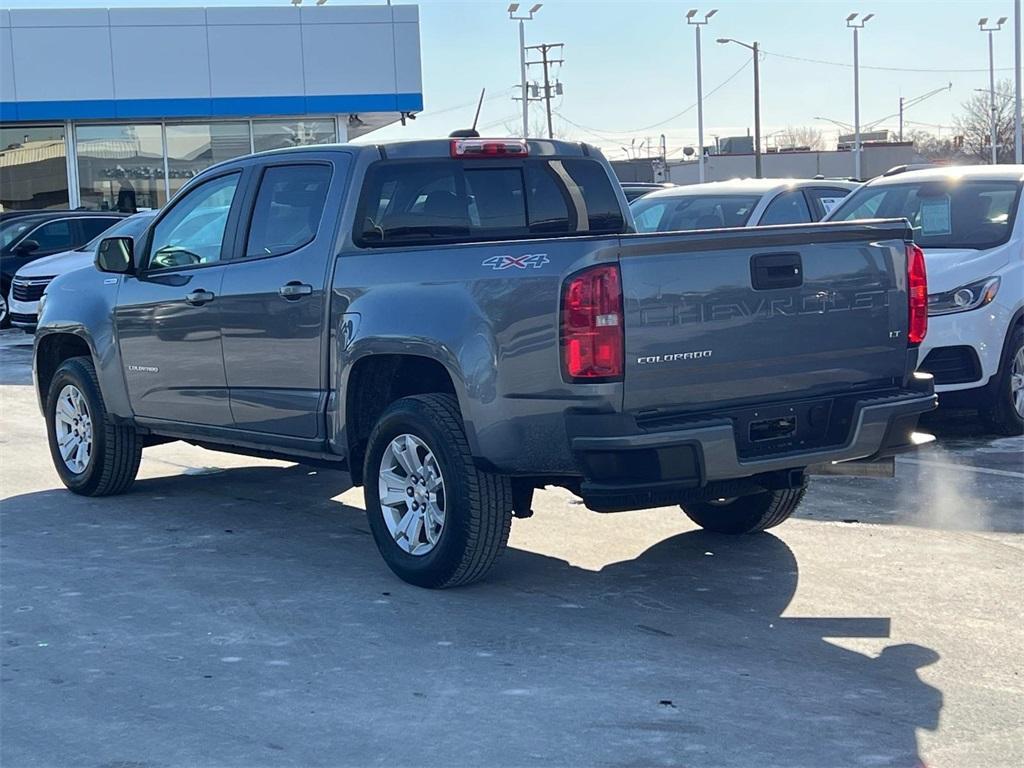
[354,157,626,247]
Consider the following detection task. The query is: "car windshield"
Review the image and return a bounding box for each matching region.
[0,219,35,248]
[829,177,1022,249]
[77,212,157,252]
[630,194,761,233]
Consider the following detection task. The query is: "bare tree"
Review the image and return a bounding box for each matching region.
[954,79,1016,164]
[498,113,569,140]
[908,129,961,163]
[774,125,826,151]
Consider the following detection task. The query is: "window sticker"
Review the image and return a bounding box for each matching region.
[920,196,952,236]
[819,197,844,215]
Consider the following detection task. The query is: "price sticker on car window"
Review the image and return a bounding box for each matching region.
[920,196,952,236]
[819,197,844,215]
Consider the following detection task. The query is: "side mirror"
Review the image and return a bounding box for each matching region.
[14,239,39,255]
[96,236,135,274]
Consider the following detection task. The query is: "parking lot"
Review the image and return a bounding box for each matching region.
[1,328,1021,768]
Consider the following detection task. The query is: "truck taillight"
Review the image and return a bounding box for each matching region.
[561,264,623,381]
[907,243,928,345]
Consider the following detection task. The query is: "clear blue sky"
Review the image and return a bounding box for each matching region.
[2,0,1019,157]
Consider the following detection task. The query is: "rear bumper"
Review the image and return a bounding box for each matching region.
[567,375,936,512]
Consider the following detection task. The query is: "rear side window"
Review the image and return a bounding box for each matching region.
[29,219,74,252]
[355,158,625,247]
[246,164,331,257]
[79,217,120,242]
[760,189,812,225]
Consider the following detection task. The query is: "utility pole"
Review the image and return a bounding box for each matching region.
[687,9,717,183]
[979,16,1007,164]
[846,12,874,181]
[717,37,761,178]
[899,96,904,142]
[507,4,542,138]
[525,42,564,139]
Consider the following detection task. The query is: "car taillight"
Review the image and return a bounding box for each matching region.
[907,243,928,345]
[450,139,529,157]
[561,264,623,381]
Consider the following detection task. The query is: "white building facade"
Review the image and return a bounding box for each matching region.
[0,4,423,211]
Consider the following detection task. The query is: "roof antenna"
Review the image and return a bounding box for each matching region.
[450,88,486,138]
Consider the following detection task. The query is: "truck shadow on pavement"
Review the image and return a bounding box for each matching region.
[1,464,942,768]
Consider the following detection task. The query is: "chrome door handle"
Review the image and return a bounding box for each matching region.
[279,282,313,300]
[184,289,215,306]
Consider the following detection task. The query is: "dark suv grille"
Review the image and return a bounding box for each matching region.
[11,277,53,302]
[919,346,982,385]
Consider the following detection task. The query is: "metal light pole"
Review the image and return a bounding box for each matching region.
[846,12,874,180]
[979,16,1007,164]
[508,4,542,139]
[718,37,761,178]
[1015,0,1022,162]
[687,9,717,183]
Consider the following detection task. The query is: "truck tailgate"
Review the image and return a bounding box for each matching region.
[619,221,913,415]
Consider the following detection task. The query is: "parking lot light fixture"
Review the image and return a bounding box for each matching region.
[846,11,874,180]
[979,15,1007,164]
[687,9,718,183]
[509,3,542,138]
[717,37,762,178]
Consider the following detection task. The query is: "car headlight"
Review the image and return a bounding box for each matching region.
[927,276,1000,316]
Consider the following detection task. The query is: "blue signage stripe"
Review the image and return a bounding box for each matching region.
[0,93,425,123]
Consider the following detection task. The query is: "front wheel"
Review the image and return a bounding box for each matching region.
[681,481,807,534]
[45,356,142,496]
[363,393,513,588]
[980,326,1024,436]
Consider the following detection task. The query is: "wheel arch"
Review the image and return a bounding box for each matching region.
[34,330,96,413]
[342,351,464,486]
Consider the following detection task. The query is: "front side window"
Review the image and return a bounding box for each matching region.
[630,194,761,232]
[147,173,240,270]
[831,178,1022,249]
[245,165,332,257]
[356,158,625,246]
[28,219,74,253]
[760,189,812,225]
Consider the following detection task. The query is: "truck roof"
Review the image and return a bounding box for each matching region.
[251,138,596,161]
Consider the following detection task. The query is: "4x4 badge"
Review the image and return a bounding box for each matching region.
[482,253,550,270]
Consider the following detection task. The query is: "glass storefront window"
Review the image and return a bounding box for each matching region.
[165,122,250,199]
[0,125,71,211]
[76,124,165,212]
[252,119,337,154]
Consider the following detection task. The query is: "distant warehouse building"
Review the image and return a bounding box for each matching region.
[0,4,423,211]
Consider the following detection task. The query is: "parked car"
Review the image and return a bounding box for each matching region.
[1,210,126,328]
[826,165,1024,434]
[620,181,675,202]
[33,138,935,588]
[630,178,858,233]
[8,211,158,331]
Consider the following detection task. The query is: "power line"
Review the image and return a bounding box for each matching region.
[760,48,1016,74]
[554,58,752,137]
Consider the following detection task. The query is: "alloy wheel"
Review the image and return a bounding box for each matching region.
[378,434,446,556]
[1012,345,1024,419]
[54,384,93,474]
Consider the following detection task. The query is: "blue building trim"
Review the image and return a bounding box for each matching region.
[0,93,425,123]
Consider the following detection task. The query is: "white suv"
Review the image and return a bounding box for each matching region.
[827,165,1024,434]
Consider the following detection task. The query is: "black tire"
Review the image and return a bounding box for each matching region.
[980,325,1024,436]
[0,283,10,330]
[681,481,807,534]
[363,393,512,588]
[45,356,142,496]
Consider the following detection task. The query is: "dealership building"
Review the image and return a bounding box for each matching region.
[0,4,423,211]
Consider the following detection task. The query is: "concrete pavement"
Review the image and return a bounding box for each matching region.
[1,331,1021,767]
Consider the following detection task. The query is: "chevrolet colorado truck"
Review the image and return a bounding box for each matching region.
[34,138,936,588]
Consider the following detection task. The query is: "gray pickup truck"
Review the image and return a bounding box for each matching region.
[34,138,936,588]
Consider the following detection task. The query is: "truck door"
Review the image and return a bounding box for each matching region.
[115,171,243,427]
[216,157,345,438]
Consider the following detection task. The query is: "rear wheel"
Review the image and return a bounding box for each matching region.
[45,356,142,496]
[681,481,807,534]
[363,393,513,588]
[0,289,9,329]
[980,326,1024,436]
